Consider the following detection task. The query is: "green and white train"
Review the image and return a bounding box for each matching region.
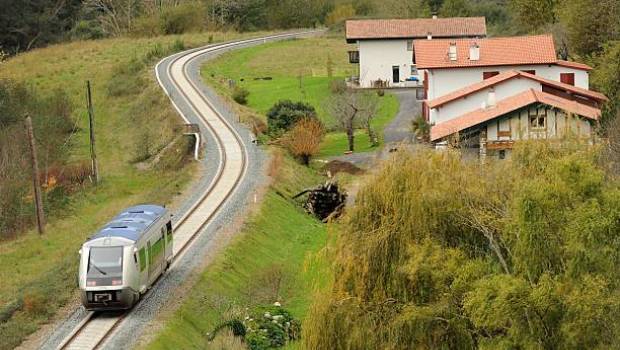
[78,205,173,310]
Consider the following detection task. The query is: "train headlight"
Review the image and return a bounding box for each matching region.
[111,279,122,286]
[87,280,97,286]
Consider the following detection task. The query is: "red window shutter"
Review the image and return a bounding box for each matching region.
[483,71,499,80]
[560,73,575,85]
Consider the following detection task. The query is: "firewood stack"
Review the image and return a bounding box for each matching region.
[293,181,347,221]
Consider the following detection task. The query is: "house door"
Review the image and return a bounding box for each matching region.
[392,66,399,83]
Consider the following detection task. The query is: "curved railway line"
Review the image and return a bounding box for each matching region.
[54,30,321,350]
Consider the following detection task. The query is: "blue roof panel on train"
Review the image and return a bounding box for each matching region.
[89,205,167,242]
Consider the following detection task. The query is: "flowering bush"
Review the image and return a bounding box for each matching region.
[244,304,301,350]
[208,303,301,350]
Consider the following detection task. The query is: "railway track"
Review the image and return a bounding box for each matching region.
[53,31,321,350]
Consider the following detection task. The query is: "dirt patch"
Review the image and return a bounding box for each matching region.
[323,160,365,176]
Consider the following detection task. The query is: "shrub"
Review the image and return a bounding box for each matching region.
[267,100,317,136]
[209,304,301,350]
[232,86,249,105]
[160,2,205,35]
[411,114,431,143]
[71,20,105,40]
[283,118,324,165]
[376,89,385,97]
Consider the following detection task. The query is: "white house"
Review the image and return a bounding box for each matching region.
[417,35,609,159]
[345,17,487,88]
[414,35,593,120]
[427,70,606,125]
[430,88,604,159]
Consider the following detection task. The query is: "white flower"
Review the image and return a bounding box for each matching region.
[274,301,282,307]
[264,312,272,318]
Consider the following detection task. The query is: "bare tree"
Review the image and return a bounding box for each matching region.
[326,90,379,152]
[84,0,140,36]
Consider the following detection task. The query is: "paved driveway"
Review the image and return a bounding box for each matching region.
[384,89,420,144]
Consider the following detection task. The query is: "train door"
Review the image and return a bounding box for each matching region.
[137,245,148,293]
[148,227,165,284]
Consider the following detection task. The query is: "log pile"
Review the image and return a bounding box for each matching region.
[293,181,347,221]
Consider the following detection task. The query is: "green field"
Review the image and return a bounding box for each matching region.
[145,152,331,349]
[201,36,400,157]
[0,31,272,349]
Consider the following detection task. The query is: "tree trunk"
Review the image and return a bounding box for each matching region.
[347,127,354,152]
[301,153,310,165]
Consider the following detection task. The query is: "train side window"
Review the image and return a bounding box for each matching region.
[138,248,147,272]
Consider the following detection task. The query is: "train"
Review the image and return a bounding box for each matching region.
[78,205,173,310]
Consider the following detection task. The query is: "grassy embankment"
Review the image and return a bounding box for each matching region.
[0,31,272,350]
[145,152,331,349]
[201,35,400,157]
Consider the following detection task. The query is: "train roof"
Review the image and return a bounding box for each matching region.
[88,205,167,242]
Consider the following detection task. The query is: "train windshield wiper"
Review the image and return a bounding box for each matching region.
[89,261,107,275]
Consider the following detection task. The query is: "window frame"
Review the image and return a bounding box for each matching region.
[560,72,575,85]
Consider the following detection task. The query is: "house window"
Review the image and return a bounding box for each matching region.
[498,150,506,159]
[529,107,547,129]
[411,65,418,75]
[347,50,359,64]
[483,71,500,80]
[560,73,575,85]
[407,40,413,51]
[521,70,536,75]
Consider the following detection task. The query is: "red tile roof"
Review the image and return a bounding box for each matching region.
[414,34,557,69]
[427,70,608,109]
[345,17,487,41]
[430,89,601,141]
[556,60,592,71]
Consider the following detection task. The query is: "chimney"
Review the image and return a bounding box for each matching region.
[486,88,496,108]
[448,42,457,61]
[427,31,432,40]
[469,42,480,61]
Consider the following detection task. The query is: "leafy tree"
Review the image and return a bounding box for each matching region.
[440,0,471,17]
[556,0,620,57]
[510,0,556,32]
[590,42,620,126]
[0,0,82,54]
[304,142,620,349]
[266,100,317,136]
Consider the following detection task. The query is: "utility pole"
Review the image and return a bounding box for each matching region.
[25,115,45,234]
[86,80,99,184]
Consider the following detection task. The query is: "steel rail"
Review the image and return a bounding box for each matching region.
[54,30,321,350]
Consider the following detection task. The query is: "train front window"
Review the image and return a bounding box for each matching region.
[87,247,123,286]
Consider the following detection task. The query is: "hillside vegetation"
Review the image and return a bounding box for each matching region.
[0,31,269,350]
[304,142,620,349]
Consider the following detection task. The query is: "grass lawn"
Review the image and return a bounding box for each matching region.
[201,36,400,158]
[0,31,273,350]
[144,152,331,349]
